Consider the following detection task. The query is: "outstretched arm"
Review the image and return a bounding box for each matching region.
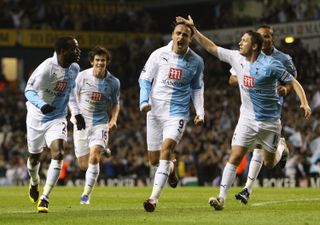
[176,15,218,57]
[291,78,311,120]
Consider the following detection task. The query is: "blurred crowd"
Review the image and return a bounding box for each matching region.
[0,0,319,32]
[0,0,320,187]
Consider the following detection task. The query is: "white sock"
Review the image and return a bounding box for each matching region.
[219,162,237,200]
[83,163,100,196]
[27,158,40,185]
[244,149,264,193]
[42,160,62,198]
[150,160,170,200]
[275,141,285,164]
[169,161,174,174]
[150,165,159,180]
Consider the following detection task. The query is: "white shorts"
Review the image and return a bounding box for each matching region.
[146,114,188,151]
[26,114,67,154]
[73,123,109,158]
[231,116,282,153]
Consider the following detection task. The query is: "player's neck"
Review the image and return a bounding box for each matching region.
[263,47,273,55]
[93,70,106,79]
[246,52,259,62]
[57,56,70,68]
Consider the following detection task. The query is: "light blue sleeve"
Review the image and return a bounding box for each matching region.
[282,57,297,78]
[269,59,294,84]
[24,63,50,109]
[139,79,152,108]
[25,89,46,109]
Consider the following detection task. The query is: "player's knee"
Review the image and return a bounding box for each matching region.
[149,159,159,166]
[89,156,99,165]
[52,150,64,160]
[263,161,274,169]
[29,154,41,165]
[228,154,242,166]
[78,163,88,171]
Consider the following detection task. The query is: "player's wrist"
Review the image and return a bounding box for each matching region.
[140,102,149,111]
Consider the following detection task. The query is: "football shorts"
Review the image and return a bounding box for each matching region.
[146,114,188,151]
[26,115,67,154]
[73,123,109,157]
[231,116,282,153]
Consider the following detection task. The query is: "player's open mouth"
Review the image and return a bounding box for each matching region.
[177,41,184,47]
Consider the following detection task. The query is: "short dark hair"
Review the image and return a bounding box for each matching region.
[256,24,274,37]
[88,46,111,63]
[245,30,263,52]
[172,21,195,36]
[54,36,75,54]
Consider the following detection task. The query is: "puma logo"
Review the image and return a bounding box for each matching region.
[162,57,168,62]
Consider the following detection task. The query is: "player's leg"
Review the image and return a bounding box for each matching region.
[163,118,186,189]
[74,127,90,171]
[80,145,102,205]
[80,124,109,205]
[235,146,264,204]
[257,124,284,169]
[209,117,255,210]
[143,115,162,212]
[143,117,186,212]
[209,145,248,210]
[26,115,44,204]
[278,137,289,168]
[148,151,160,178]
[144,138,177,212]
[38,119,67,213]
[80,124,108,205]
[27,153,41,203]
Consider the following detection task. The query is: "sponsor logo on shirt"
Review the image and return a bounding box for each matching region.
[54,81,68,92]
[169,68,183,80]
[91,92,102,101]
[243,75,254,88]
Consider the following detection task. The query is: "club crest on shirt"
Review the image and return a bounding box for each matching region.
[243,75,254,88]
[168,68,183,80]
[54,80,68,92]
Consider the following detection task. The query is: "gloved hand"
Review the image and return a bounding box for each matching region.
[75,114,86,130]
[40,104,56,114]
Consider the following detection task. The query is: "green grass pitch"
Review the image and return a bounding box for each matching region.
[0,186,319,225]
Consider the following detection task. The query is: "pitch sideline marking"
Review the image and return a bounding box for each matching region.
[251,198,320,206]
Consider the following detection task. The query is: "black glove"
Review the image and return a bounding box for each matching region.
[75,114,86,130]
[40,104,56,114]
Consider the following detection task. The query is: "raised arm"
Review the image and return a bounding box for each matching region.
[176,15,218,57]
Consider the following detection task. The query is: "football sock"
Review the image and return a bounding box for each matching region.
[27,158,40,185]
[42,160,62,198]
[150,164,159,180]
[219,162,237,200]
[245,149,263,193]
[150,160,170,200]
[83,163,100,196]
[169,160,174,174]
[275,141,285,165]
